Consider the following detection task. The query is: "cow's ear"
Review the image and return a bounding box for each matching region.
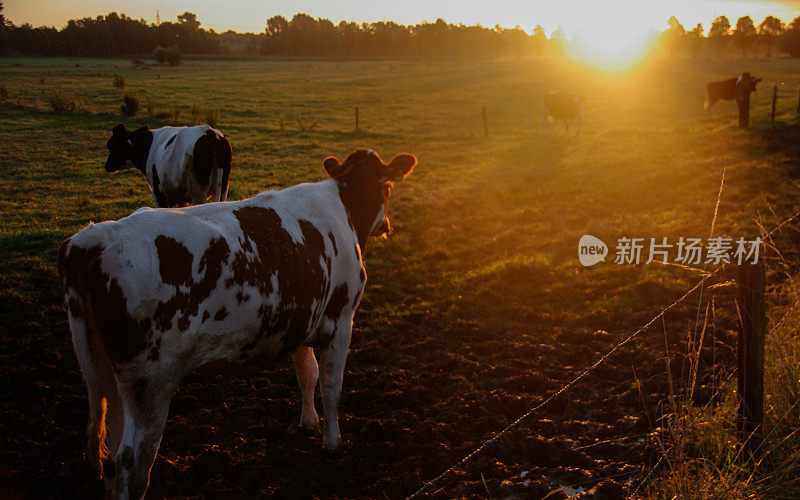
[323,156,346,178]
[112,123,126,136]
[385,154,416,182]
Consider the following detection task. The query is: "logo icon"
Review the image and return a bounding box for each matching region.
[579,234,608,267]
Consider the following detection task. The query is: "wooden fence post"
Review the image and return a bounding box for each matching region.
[355,106,359,133]
[797,86,800,114]
[771,85,777,121]
[735,261,766,462]
[737,72,753,128]
[482,107,488,138]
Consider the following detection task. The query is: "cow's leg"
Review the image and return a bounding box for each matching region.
[103,383,124,492]
[213,135,232,202]
[317,318,353,449]
[207,166,220,202]
[112,379,172,500]
[213,167,223,202]
[293,346,320,430]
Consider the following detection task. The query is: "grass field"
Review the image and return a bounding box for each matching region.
[1,56,800,498]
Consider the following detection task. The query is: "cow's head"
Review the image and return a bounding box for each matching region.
[104,123,153,173]
[736,76,762,95]
[324,149,416,247]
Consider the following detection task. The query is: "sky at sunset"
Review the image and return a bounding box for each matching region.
[5,0,800,36]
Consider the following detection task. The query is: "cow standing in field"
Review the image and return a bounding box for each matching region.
[704,75,761,117]
[59,149,416,499]
[542,91,584,134]
[104,123,232,207]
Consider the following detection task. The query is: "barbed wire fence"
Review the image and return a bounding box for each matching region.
[405,199,800,499]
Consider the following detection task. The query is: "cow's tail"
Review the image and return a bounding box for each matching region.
[59,238,117,479]
[213,133,232,202]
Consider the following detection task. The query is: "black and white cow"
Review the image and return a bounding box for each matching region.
[704,75,761,117]
[59,149,415,499]
[542,91,584,134]
[105,124,232,207]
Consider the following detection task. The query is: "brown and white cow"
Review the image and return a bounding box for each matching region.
[104,124,232,207]
[542,91,584,134]
[704,75,761,117]
[59,149,416,499]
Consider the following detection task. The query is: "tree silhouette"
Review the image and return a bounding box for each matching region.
[780,16,800,56]
[664,16,686,57]
[758,16,784,58]
[688,23,704,58]
[733,16,756,58]
[1,9,798,61]
[549,26,567,57]
[709,16,731,59]
[0,2,8,54]
[532,25,546,59]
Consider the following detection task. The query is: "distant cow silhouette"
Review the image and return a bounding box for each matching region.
[542,91,584,134]
[705,76,761,117]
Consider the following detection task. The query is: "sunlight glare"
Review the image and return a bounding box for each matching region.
[562,1,660,71]
[567,27,659,71]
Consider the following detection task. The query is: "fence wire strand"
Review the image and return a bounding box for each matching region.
[406,208,800,500]
[406,271,720,499]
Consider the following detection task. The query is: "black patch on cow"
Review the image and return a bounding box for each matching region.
[67,296,83,319]
[235,291,249,304]
[102,459,115,479]
[154,237,231,332]
[328,232,338,255]
[104,124,153,173]
[202,311,210,322]
[324,284,349,321]
[132,378,147,403]
[165,135,176,149]
[214,307,228,321]
[155,236,193,287]
[118,446,135,472]
[148,338,161,361]
[192,130,217,186]
[63,243,151,363]
[230,206,331,358]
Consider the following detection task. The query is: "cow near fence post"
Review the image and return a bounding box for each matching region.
[736,72,757,128]
[735,260,766,462]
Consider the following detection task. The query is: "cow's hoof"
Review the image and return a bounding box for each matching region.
[298,421,320,434]
[322,438,341,451]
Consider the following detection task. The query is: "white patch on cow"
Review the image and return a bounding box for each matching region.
[144,125,226,206]
[370,204,387,235]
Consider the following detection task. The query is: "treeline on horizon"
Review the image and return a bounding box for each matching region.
[2,2,800,60]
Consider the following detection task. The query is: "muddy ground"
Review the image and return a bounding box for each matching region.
[0,262,735,500]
